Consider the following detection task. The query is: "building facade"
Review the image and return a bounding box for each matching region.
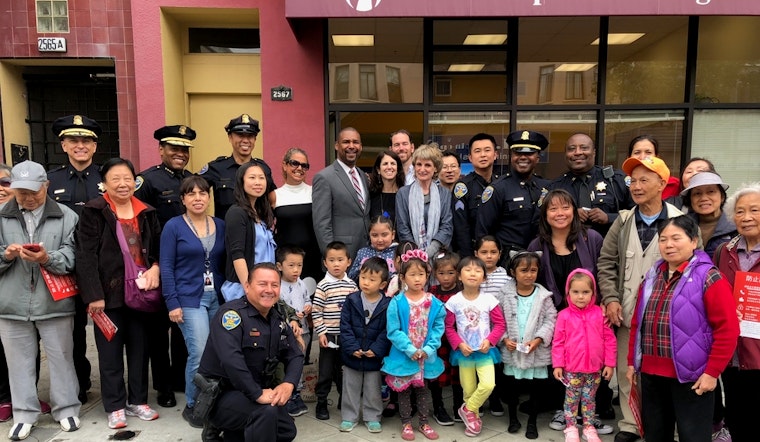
[1,0,758,188]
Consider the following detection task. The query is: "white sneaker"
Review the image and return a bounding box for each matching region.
[126,403,159,421]
[8,423,34,441]
[108,409,127,429]
[550,410,566,431]
[59,416,81,432]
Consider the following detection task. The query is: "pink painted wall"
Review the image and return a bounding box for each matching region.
[129,0,326,179]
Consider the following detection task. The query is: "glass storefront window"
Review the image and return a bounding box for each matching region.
[329,18,423,104]
[603,110,684,174]
[515,111,597,179]
[432,51,507,104]
[433,20,508,46]
[428,111,510,175]
[606,17,688,104]
[334,111,425,169]
[692,109,760,191]
[517,17,599,105]
[696,17,760,104]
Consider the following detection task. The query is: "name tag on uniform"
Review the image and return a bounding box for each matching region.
[512,196,525,202]
[54,189,65,194]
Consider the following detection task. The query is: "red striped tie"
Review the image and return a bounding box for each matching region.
[350,168,365,210]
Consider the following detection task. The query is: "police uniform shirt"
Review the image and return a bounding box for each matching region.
[134,164,193,226]
[548,165,634,236]
[47,162,102,216]
[452,171,498,257]
[475,170,550,251]
[199,156,275,220]
[197,298,304,402]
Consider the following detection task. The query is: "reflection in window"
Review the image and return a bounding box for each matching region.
[565,72,584,100]
[603,110,684,171]
[359,65,378,101]
[538,66,554,103]
[334,65,349,101]
[36,0,68,33]
[386,66,402,103]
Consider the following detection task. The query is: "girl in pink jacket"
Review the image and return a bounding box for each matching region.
[551,269,616,442]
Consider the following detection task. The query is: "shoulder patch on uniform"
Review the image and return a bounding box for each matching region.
[537,187,548,207]
[198,163,209,174]
[481,186,494,204]
[454,182,468,199]
[221,310,242,330]
[455,200,465,211]
[624,175,631,187]
[134,176,144,191]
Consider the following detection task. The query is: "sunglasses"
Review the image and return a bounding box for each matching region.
[0,179,10,188]
[285,159,310,171]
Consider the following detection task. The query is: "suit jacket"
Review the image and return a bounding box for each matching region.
[312,161,370,260]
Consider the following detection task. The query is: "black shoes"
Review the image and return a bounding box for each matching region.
[157,391,177,408]
[615,431,640,442]
[490,399,505,417]
[508,418,522,433]
[433,407,454,426]
[526,422,539,440]
[182,405,204,428]
[201,421,223,442]
[315,400,329,420]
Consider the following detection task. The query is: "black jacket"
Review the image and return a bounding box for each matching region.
[340,291,391,372]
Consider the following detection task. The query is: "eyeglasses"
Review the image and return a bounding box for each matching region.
[0,179,10,188]
[285,159,310,171]
[441,165,460,171]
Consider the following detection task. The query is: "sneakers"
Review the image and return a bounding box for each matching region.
[365,421,382,433]
[583,426,602,442]
[433,406,454,426]
[59,416,81,432]
[286,393,308,417]
[0,403,11,423]
[8,423,34,441]
[712,427,732,442]
[339,420,357,432]
[458,404,481,435]
[182,405,204,428]
[108,409,127,429]
[564,426,581,442]
[550,410,566,430]
[126,403,159,421]
[418,423,439,440]
[591,418,614,435]
[315,400,329,420]
[489,399,505,417]
[401,422,415,441]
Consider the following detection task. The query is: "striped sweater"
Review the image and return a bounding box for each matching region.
[312,272,358,336]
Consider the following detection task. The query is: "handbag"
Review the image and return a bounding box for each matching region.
[114,219,164,312]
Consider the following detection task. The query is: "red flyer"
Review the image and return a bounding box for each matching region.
[89,310,118,342]
[734,271,760,339]
[40,267,79,301]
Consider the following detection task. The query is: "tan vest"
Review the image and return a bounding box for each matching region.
[621,222,662,328]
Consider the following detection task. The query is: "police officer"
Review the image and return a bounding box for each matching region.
[48,114,103,404]
[475,130,550,255]
[198,114,275,220]
[198,262,302,442]
[452,133,499,257]
[549,132,633,236]
[135,125,196,226]
[135,125,199,408]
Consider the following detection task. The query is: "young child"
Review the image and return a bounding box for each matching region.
[382,249,446,441]
[386,240,417,297]
[445,256,507,438]
[312,241,357,421]
[276,245,312,417]
[497,250,557,440]
[474,235,511,417]
[428,251,463,426]
[551,269,615,442]
[348,216,398,282]
[339,257,392,433]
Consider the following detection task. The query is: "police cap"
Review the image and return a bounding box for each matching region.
[52,115,102,139]
[154,125,196,148]
[507,130,549,153]
[225,114,260,136]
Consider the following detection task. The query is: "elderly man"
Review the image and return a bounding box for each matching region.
[0,161,81,440]
[597,156,692,442]
[198,262,303,442]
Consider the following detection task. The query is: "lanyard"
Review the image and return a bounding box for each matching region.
[185,214,211,270]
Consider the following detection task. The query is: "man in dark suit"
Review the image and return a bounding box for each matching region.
[312,127,370,260]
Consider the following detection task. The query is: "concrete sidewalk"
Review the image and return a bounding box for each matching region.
[5,325,619,441]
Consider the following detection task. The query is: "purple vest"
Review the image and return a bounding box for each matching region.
[634,250,715,383]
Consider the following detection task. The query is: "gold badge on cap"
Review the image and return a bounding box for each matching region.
[521,131,530,140]
[179,126,187,135]
[241,114,250,123]
[73,115,83,126]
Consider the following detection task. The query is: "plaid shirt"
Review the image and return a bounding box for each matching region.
[640,260,722,360]
[634,206,668,250]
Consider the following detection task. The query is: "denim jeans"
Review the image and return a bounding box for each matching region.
[177,291,219,407]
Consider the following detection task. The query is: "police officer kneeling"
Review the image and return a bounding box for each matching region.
[197,263,303,442]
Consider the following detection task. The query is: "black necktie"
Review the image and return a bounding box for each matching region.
[577,175,593,209]
[74,171,87,205]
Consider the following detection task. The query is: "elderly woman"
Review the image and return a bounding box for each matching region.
[368,150,405,224]
[77,158,161,429]
[714,182,760,442]
[680,172,736,257]
[626,215,739,442]
[395,145,453,257]
[159,176,225,427]
[0,161,81,439]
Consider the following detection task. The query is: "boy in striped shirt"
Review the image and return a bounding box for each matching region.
[312,241,357,421]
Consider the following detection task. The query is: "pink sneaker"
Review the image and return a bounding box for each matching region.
[418,424,439,440]
[401,422,415,441]
[582,426,602,442]
[457,404,481,434]
[564,426,580,442]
